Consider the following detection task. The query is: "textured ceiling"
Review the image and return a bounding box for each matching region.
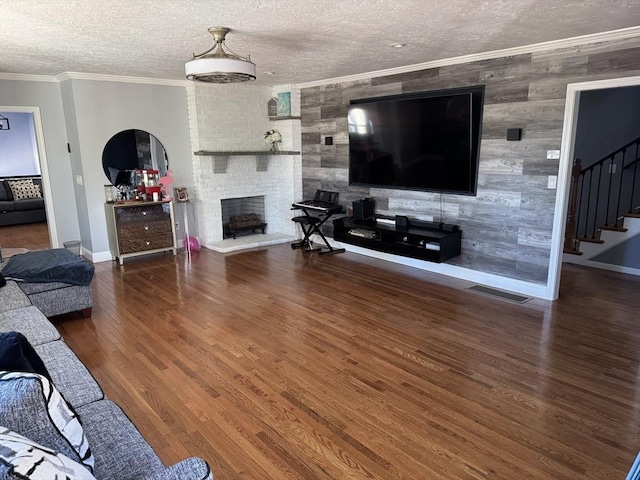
[1,0,639,85]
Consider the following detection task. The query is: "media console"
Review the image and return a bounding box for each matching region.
[333,217,461,263]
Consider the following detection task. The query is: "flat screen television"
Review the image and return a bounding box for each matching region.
[348,85,484,195]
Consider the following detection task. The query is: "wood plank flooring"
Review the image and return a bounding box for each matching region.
[0,221,50,251]
[54,246,640,479]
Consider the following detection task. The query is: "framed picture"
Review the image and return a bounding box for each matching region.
[267,97,278,117]
[174,187,189,202]
[277,92,291,117]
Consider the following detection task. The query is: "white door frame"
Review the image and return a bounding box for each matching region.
[547,75,640,300]
[0,106,59,247]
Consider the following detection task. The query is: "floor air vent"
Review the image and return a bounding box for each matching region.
[466,285,532,304]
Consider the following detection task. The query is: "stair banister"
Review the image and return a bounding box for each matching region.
[564,158,582,252]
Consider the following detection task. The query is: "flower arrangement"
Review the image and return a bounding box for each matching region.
[264,129,282,152]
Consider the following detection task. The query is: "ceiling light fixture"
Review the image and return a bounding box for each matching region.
[390,43,407,48]
[185,26,256,83]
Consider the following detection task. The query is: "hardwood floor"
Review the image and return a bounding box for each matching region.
[0,221,50,251]
[54,246,640,479]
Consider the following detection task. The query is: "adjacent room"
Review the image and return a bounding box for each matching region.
[1,2,639,479]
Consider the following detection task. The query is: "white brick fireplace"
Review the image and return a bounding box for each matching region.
[186,82,302,252]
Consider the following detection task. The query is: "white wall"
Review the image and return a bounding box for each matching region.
[1,77,193,260]
[0,79,80,245]
[0,111,40,176]
[59,78,194,260]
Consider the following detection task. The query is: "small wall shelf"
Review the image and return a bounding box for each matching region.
[193,151,301,174]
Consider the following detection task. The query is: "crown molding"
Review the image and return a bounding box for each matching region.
[0,72,58,83]
[56,72,187,87]
[0,71,186,87]
[297,26,640,89]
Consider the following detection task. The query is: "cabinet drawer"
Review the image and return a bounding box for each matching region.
[117,219,171,237]
[115,205,167,222]
[118,233,174,254]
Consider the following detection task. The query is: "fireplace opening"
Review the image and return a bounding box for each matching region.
[221,196,267,239]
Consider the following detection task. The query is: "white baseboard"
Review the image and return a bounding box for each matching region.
[583,260,640,277]
[315,235,550,300]
[83,249,113,263]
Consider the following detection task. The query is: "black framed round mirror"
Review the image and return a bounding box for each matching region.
[102,129,168,186]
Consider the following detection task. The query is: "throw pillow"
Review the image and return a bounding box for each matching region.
[0,332,51,379]
[0,427,97,480]
[7,179,42,201]
[0,371,94,472]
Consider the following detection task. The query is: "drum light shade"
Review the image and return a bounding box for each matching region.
[185,26,256,83]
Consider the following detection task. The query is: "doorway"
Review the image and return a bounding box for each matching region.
[547,75,640,300]
[0,106,58,254]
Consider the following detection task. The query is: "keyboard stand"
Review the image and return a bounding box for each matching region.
[291,207,345,255]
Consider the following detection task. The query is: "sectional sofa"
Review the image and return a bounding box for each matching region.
[0,278,213,479]
[0,177,47,227]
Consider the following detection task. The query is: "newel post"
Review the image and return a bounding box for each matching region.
[564,158,582,252]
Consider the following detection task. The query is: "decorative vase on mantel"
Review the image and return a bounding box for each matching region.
[264,129,282,154]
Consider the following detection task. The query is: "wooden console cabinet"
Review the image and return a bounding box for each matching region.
[105,201,177,265]
[333,217,461,263]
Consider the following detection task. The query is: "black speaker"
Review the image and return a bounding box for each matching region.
[353,198,374,221]
[395,215,409,232]
[507,128,522,141]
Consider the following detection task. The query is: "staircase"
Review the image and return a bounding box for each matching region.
[564,136,640,274]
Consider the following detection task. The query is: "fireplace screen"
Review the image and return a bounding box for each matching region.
[221,196,267,239]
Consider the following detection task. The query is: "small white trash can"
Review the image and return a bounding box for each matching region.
[63,240,81,256]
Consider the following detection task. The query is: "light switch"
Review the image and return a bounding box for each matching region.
[75,175,83,185]
[547,175,557,189]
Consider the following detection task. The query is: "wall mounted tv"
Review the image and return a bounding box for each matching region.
[348,85,485,195]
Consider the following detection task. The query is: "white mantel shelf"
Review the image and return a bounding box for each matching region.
[194,150,301,173]
[194,150,300,156]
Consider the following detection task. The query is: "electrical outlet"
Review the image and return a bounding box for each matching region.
[75,175,83,186]
[546,150,560,160]
[547,175,557,189]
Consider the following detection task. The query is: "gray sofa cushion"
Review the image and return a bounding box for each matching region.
[14,197,45,211]
[146,457,213,480]
[1,180,14,201]
[0,200,15,212]
[0,182,9,201]
[0,371,94,470]
[0,281,31,313]
[19,282,93,318]
[77,399,164,480]
[35,340,104,408]
[0,305,60,345]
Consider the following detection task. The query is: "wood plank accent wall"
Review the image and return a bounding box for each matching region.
[300,37,640,285]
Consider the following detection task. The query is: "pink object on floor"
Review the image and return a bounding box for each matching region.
[184,236,200,252]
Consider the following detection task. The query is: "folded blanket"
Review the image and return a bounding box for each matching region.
[1,249,94,286]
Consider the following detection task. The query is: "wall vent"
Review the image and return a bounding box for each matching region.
[466,285,531,304]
